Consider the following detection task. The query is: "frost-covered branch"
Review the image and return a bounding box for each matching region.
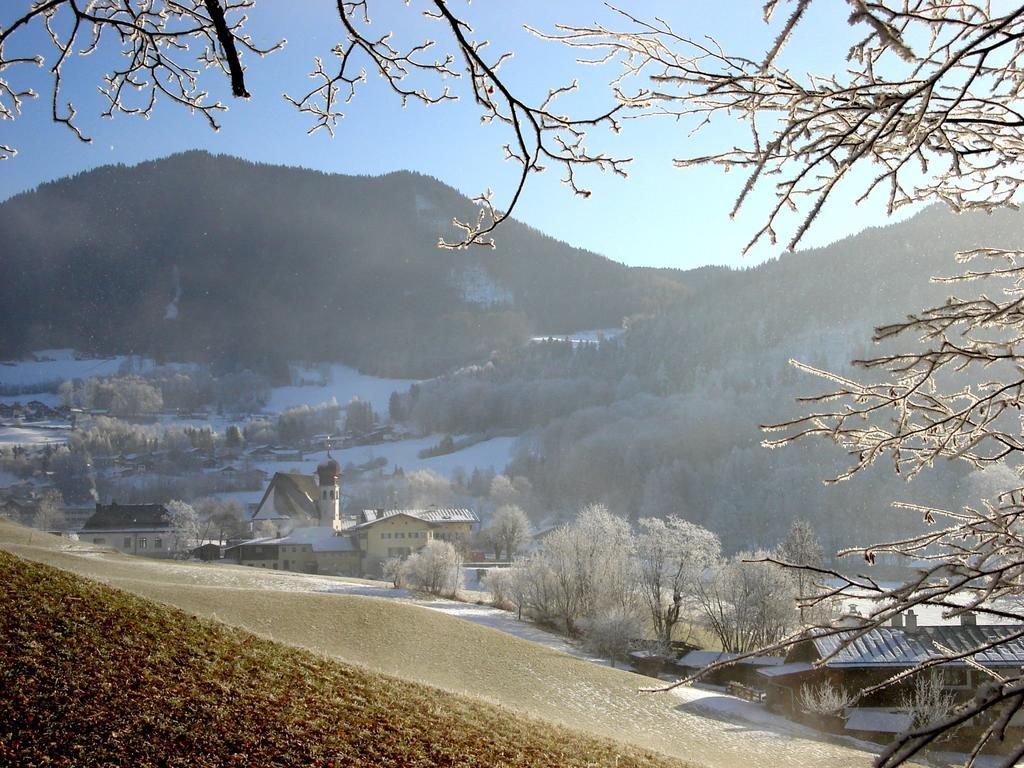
[539,1,1024,253]
[0,0,284,152]
[285,0,629,249]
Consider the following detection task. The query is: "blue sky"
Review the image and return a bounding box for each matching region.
[0,2,911,270]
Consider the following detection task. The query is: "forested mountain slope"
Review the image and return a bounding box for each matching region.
[0,151,686,377]
[407,204,1024,552]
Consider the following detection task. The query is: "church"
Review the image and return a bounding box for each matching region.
[230,454,478,577]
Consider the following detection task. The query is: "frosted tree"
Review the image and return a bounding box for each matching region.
[901,671,957,733]
[166,499,200,558]
[777,519,824,622]
[696,552,798,654]
[31,489,65,532]
[635,515,721,652]
[506,503,637,634]
[482,504,531,562]
[579,612,643,668]
[400,540,463,598]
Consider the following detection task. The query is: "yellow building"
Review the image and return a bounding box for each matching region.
[348,507,478,575]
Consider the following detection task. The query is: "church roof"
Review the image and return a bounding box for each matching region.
[250,472,320,522]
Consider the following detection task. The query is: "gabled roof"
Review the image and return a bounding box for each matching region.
[230,527,355,553]
[349,507,478,531]
[82,503,170,531]
[678,650,786,668]
[250,472,320,522]
[812,625,1024,667]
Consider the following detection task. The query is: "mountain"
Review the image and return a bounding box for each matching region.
[407,202,1024,550]
[0,151,688,377]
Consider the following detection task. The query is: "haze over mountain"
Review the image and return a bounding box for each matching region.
[0,151,687,377]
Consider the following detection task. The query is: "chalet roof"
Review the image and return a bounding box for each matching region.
[82,503,170,531]
[677,650,786,668]
[250,472,320,522]
[812,625,1024,667]
[350,507,479,530]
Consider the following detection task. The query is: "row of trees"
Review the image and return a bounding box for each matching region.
[58,368,271,414]
[484,506,825,661]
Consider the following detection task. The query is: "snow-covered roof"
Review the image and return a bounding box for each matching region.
[350,507,478,530]
[813,625,1024,667]
[845,709,913,734]
[758,662,815,678]
[250,472,320,522]
[238,526,355,553]
[678,650,785,668]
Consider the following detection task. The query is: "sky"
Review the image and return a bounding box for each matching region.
[0,1,915,270]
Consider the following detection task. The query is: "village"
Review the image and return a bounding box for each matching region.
[5,438,1018,758]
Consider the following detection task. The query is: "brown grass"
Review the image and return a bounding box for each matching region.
[0,550,687,768]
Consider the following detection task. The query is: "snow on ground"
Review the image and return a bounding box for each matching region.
[0,349,155,390]
[266,363,416,415]
[253,435,516,480]
[0,425,70,446]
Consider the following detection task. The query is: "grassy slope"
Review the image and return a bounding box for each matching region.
[0,522,878,767]
[0,550,685,768]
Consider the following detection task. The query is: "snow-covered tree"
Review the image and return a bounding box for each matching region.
[579,612,643,668]
[635,515,720,652]
[165,500,200,559]
[31,489,65,532]
[696,552,798,654]
[901,671,957,733]
[400,540,463,598]
[799,680,854,717]
[776,519,824,623]
[482,504,531,562]
[508,504,637,634]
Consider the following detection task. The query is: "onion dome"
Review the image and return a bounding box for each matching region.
[316,456,340,486]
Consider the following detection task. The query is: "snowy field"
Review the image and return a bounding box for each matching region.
[0,424,71,446]
[530,327,624,345]
[253,437,516,479]
[0,349,155,389]
[265,362,417,415]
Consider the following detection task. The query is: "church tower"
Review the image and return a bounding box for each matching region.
[315,450,342,531]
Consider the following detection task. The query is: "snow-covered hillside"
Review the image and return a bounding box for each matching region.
[267,363,416,414]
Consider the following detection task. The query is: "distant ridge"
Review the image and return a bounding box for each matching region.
[0,151,688,377]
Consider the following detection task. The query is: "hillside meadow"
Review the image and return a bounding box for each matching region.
[0,522,882,767]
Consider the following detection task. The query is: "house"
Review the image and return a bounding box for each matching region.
[759,613,1024,746]
[347,507,478,575]
[78,502,175,558]
[234,456,478,576]
[228,526,360,575]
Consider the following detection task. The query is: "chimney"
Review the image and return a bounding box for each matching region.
[905,609,917,630]
[961,611,977,627]
[890,613,904,628]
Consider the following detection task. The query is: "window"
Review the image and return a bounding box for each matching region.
[124,537,132,548]
[154,538,162,549]
[283,560,290,570]
[139,537,148,549]
[94,537,106,545]
[940,667,969,688]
